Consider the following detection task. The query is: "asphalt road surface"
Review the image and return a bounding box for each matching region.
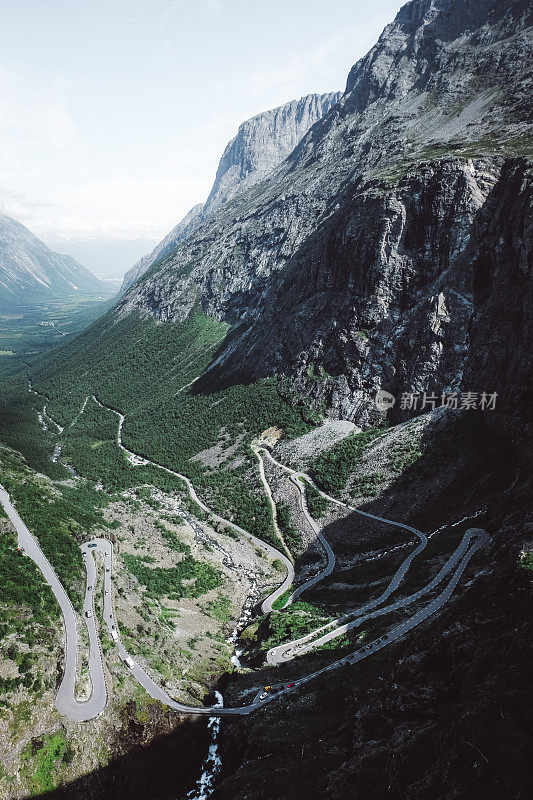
[0,486,107,721]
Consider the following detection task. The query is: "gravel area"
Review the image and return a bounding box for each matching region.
[277,420,358,464]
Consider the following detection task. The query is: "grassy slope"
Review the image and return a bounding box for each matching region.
[1,309,312,546]
[0,443,119,717]
[0,445,117,607]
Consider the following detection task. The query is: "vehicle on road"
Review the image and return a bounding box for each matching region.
[124,656,134,668]
[88,586,92,591]
[85,610,92,618]
[111,630,118,642]
[88,543,97,548]
[259,692,268,700]
[287,682,296,688]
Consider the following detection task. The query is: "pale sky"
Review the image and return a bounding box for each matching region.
[0,0,403,274]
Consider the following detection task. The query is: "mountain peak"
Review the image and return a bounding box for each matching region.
[204,91,341,213]
[120,91,340,292]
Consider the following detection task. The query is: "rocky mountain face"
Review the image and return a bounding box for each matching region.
[120,92,340,292]
[0,215,108,306]
[118,0,532,428]
[463,157,532,428]
[203,92,341,214]
[119,203,204,293]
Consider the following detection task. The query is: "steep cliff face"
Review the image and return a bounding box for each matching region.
[211,154,532,800]
[211,165,533,797]
[118,0,532,426]
[0,214,107,305]
[463,158,532,426]
[203,92,341,213]
[120,92,340,292]
[120,203,204,293]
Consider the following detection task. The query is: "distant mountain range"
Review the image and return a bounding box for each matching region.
[0,214,112,306]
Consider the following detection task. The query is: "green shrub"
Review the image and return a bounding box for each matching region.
[305,483,329,518]
[277,501,302,555]
[311,426,385,495]
[123,553,222,599]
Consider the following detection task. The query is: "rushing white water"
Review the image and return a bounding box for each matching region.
[184,691,224,800]
[428,508,486,538]
[226,577,259,668]
[37,411,49,431]
[185,579,260,797]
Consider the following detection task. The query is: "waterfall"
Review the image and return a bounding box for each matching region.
[184,691,224,800]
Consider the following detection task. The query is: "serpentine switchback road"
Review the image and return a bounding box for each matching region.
[0,392,489,720]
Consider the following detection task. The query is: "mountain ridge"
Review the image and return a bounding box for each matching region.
[120,91,341,292]
[1,2,531,798]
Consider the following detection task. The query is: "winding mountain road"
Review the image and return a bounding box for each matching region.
[267,526,486,664]
[2,390,489,720]
[0,486,107,722]
[252,445,336,610]
[91,395,295,614]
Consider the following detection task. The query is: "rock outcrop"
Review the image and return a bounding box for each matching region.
[203,92,341,214]
[119,203,204,293]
